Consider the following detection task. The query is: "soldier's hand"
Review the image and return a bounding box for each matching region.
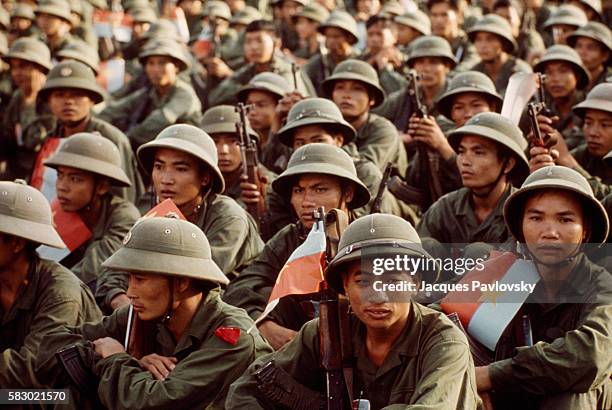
[93,337,125,358]
[139,354,178,381]
[206,57,233,79]
[529,146,558,173]
[110,293,131,311]
[276,91,305,118]
[475,365,492,392]
[550,132,579,168]
[258,320,297,350]
[408,115,455,160]
[536,114,559,136]
[239,174,269,205]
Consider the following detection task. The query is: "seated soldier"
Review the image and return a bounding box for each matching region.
[567,22,611,91]
[99,37,202,152]
[0,180,101,388]
[43,132,140,291]
[223,143,371,349]
[321,58,408,174]
[96,124,264,311]
[291,2,329,63]
[467,14,532,96]
[41,216,272,408]
[18,60,143,204]
[226,214,482,409]
[493,0,545,66]
[476,165,612,409]
[208,19,315,106]
[393,9,431,53]
[542,4,587,46]
[418,112,529,250]
[34,0,75,59]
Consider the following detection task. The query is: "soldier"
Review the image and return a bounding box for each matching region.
[321,58,408,175]
[224,143,371,349]
[393,9,431,52]
[417,112,529,246]
[99,37,202,152]
[493,0,546,65]
[291,1,329,63]
[34,0,74,59]
[0,180,102,387]
[567,22,612,90]
[542,4,587,46]
[275,0,306,52]
[476,165,612,409]
[42,216,272,408]
[427,0,480,72]
[17,60,143,204]
[468,13,532,96]
[8,3,37,42]
[568,0,603,22]
[226,213,482,409]
[0,37,52,180]
[43,132,140,291]
[96,124,264,311]
[302,10,360,96]
[56,38,100,75]
[67,0,97,52]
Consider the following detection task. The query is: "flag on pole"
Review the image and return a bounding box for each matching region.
[249,218,327,331]
[441,251,540,350]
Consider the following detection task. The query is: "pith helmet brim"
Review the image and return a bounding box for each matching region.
[38,77,105,104]
[237,81,287,102]
[2,51,53,73]
[572,97,612,117]
[534,55,590,90]
[317,23,359,45]
[322,73,385,108]
[436,87,503,119]
[276,116,356,146]
[0,213,65,248]
[202,122,259,142]
[44,151,132,187]
[137,138,225,194]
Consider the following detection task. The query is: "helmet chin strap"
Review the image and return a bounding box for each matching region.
[522,242,583,268]
[471,158,509,199]
[161,279,175,324]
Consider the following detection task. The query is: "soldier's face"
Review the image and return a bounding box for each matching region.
[212,133,242,174]
[48,88,94,124]
[290,174,353,229]
[280,0,302,22]
[55,166,97,212]
[342,261,411,332]
[145,56,179,89]
[244,31,276,64]
[132,21,151,39]
[295,17,318,40]
[127,273,173,321]
[412,57,450,89]
[583,109,612,158]
[429,2,458,39]
[366,21,396,55]
[450,93,493,127]
[473,32,505,62]
[521,190,586,265]
[9,59,47,92]
[552,24,576,45]
[152,148,211,207]
[456,135,515,191]
[543,61,578,99]
[36,13,69,37]
[332,80,373,120]
[574,37,610,71]
[324,28,352,58]
[494,6,520,38]
[246,90,278,131]
[396,24,421,47]
[292,125,343,149]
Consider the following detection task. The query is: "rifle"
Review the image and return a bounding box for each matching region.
[527,74,556,149]
[370,162,393,214]
[235,103,267,230]
[291,62,299,91]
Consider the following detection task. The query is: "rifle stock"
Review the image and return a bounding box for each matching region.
[370,162,393,214]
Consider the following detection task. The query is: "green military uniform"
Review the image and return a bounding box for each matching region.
[449,30,481,73]
[43,132,140,289]
[0,180,102,388]
[99,38,202,151]
[226,214,482,409]
[490,166,612,409]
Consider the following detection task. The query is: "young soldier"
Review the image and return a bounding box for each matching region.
[43,132,140,291]
[321,58,408,174]
[567,22,611,90]
[42,216,272,408]
[224,143,371,349]
[393,9,431,52]
[476,165,612,409]
[96,124,264,311]
[291,2,329,63]
[467,13,532,96]
[542,4,587,46]
[0,180,101,388]
[226,214,482,409]
[34,0,74,59]
[493,0,546,65]
[99,37,202,151]
[8,4,37,42]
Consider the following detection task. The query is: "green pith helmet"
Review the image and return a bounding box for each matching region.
[130,6,158,24]
[237,72,293,102]
[567,22,612,53]
[504,165,609,244]
[230,6,263,26]
[447,112,529,184]
[102,216,228,286]
[201,105,259,142]
[56,39,101,74]
[406,35,457,68]
[43,132,132,187]
[394,9,431,36]
[277,97,356,146]
[543,4,587,29]
[576,0,603,18]
[203,0,232,21]
[467,14,517,54]
[35,0,73,23]
[293,2,329,23]
[139,37,190,72]
[0,180,65,248]
[534,45,590,90]
[271,143,371,209]
[380,0,405,17]
[435,71,503,119]
[2,37,53,73]
[140,19,183,43]
[38,60,106,104]
[325,213,434,294]
[322,59,386,107]
[11,4,35,21]
[573,83,612,118]
[317,10,359,45]
[137,124,225,194]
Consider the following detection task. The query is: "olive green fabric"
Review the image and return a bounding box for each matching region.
[571,145,612,201]
[302,49,360,97]
[226,303,481,409]
[469,56,532,96]
[0,256,102,387]
[450,30,481,73]
[38,60,106,104]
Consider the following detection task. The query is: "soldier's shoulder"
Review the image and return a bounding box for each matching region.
[415,303,470,346]
[35,257,92,301]
[88,117,131,148]
[107,194,141,219]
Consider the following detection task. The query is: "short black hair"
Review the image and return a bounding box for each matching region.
[365,14,394,29]
[427,0,459,11]
[245,19,279,37]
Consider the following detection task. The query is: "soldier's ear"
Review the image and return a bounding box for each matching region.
[343,185,355,204]
[95,178,111,196]
[503,156,516,175]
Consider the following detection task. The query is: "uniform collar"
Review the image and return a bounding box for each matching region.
[1,257,40,323]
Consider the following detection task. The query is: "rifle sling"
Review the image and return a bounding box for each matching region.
[338,297,354,404]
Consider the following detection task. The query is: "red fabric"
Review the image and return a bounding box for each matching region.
[51,199,92,251]
[144,199,186,219]
[30,137,61,190]
[215,327,241,345]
